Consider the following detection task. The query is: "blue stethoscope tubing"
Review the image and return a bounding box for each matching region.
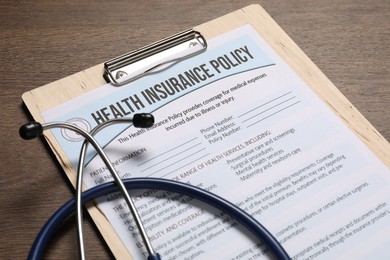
[28,177,290,260]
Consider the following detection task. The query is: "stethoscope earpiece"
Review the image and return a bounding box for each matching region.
[19,121,43,140]
[133,113,155,128]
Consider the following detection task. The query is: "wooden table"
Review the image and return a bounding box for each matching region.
[1,0,389,258]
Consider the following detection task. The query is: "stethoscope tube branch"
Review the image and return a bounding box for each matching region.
[27,178,290,260]
[20,118,157,259]
[42,121,157,259]
[76,117,154,259]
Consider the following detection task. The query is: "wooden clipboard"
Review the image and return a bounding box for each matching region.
[21,4,390,259]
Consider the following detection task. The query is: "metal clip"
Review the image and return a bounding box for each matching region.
[103,29,207,86]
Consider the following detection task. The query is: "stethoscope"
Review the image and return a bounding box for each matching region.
[20,113,290,260]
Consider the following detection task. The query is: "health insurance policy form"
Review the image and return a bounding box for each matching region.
[43,25,390,259]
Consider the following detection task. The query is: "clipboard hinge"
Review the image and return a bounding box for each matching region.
[103,29,207,86]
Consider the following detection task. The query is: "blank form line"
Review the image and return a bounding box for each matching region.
[137,137,198,166]
[247,101,301,128]
[140,142,203,172]
[241,96,297,124]
[159,153,211,179]
[146,148,207,177]
[238,91,292,118]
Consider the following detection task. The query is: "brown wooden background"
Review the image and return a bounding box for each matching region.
[1,0,389,259]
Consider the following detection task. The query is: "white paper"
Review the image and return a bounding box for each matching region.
[43,25,390,259]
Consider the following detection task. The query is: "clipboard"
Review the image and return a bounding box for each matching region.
[22,4,390,259]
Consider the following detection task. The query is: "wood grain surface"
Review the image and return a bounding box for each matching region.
[1,0,389,259]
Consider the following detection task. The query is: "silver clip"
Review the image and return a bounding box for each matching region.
[104,29,207,86]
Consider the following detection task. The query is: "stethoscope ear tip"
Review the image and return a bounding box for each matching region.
[133,113,155,128]
[19,121,43,140]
